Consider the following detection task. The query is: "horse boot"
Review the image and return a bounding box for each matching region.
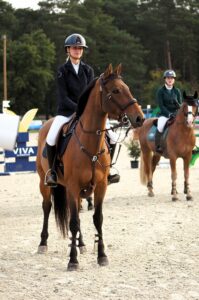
[155,130,163,154]
[45,144,57,187]
[108,143,120,184]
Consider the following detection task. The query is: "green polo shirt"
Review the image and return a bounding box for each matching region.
[156,85,182,117]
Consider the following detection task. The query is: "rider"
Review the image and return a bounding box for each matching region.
[45,33,120,186]
[155,69,182,153]
[45,33,94,186]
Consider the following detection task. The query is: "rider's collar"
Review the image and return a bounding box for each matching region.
[165,84,173,90]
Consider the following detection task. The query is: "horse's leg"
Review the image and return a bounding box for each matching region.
[79,197,93,211]
[86,196,94,210]
[76,196,87,253]
[152,154,161,174]
[78,214,86,254]
[183,156,193,201]
[170,158,178,201]
[93,184,108,266]
[143,150,154,197]
[38,183,52,253]
[67,192,81,271]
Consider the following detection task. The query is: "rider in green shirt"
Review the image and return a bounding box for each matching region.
[155,70,182,153]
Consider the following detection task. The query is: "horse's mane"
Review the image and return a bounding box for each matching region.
[76,77,98,117]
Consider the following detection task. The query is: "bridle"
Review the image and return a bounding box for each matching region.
[176,101,199,126]
[99,74,138,123]
[182,103,198,118]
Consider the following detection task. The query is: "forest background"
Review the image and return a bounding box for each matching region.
[0,0,199,118]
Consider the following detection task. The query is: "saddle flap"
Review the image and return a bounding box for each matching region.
[42,116,78,159]
[57,117,78,157]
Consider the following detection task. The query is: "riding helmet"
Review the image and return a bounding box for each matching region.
[163,70,176,78]
[64,33,88,48]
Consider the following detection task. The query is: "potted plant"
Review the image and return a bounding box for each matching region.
[125,139,141,168]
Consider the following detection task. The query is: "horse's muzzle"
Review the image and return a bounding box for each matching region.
[128,115,145,128]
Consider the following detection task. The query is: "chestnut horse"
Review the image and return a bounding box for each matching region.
[139,91,198,201]
[36,64,144,270]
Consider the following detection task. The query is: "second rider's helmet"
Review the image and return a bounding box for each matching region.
[64,33,88,48]
[163,70,176,78]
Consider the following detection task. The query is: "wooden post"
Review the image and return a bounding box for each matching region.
[3,35,7,101]
[166,40,172,69]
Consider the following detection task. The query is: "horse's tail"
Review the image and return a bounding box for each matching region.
[52,184,69,238]
[140,151,149,186]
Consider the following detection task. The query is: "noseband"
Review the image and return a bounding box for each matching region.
[99,74,137,120]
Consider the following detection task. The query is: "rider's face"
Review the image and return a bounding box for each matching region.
[68,46,83,60]
[165,77,175,87]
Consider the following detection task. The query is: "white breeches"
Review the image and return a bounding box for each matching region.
[157,116,169,133]
[106,119,119,144]
[46,115,73,146]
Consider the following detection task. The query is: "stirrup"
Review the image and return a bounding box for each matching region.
[108,174,120,185]
[44,169,58,187]
[155,146,163,154]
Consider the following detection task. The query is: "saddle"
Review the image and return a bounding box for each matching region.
[147,116,175,157]
[56,117,78,157]
[43,116,78,169]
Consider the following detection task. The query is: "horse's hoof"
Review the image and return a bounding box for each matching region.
[79,246,87,254]
[67,262,79,271]
[88,204,94,210]
[98,256,109,266]
[37,245,48,254]
[148,191,154,197]
[172,196,179,201]
[186,195,193,201]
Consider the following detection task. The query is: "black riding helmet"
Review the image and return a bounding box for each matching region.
[64,33,88,48]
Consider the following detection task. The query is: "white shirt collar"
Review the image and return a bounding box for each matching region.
[72,62,80,74]
[165,84,173,90]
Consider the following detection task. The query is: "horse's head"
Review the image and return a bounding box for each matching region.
[99,64,144,128]
[181,91,199,127]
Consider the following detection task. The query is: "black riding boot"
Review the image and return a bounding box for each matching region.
[45,144,57,187]
[155,130,163,154]
[108,143,120,184]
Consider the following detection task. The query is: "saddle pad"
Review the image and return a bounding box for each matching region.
[147,125,169,142]
[147,125,156,141]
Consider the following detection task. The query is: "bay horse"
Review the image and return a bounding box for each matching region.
[36,64,144,270]
[139,91,198,201]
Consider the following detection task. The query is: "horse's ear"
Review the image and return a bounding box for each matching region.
[183,91,186,99]
[103,64,113,79]
[113,63,122,76]
[194,91,198,99]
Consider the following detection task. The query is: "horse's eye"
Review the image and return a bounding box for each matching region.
[112,88,120,94]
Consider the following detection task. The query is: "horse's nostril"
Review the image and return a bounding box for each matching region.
[136,116,144,124]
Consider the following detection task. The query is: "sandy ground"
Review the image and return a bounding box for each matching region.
[1,138,199,300]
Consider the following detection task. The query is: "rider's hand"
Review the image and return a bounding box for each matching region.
[169,113,175,118]
[174,101,181,109]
